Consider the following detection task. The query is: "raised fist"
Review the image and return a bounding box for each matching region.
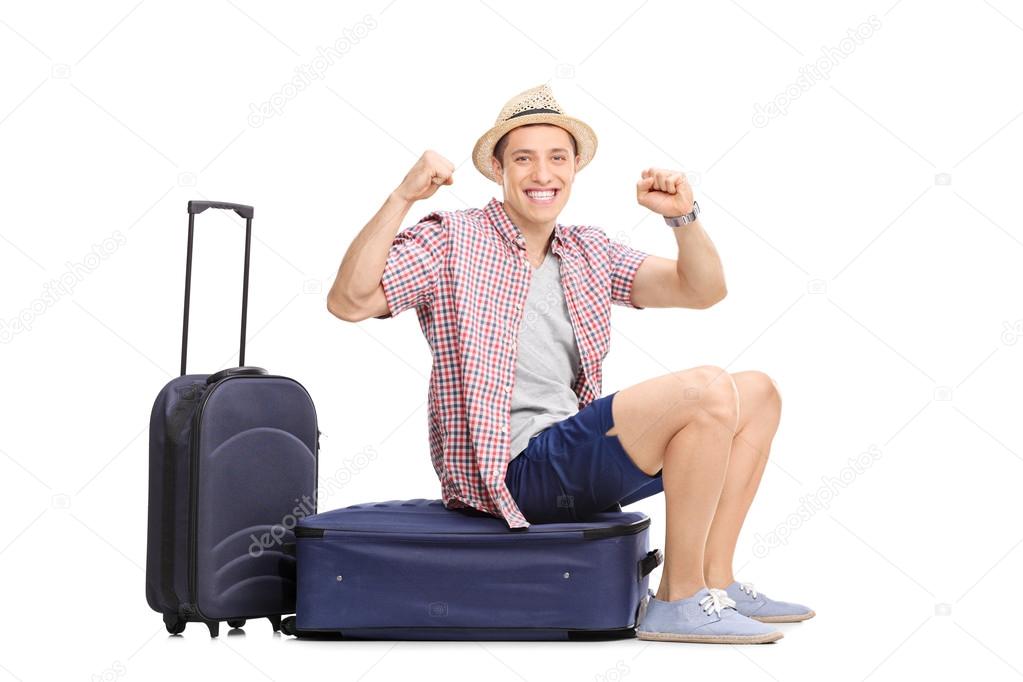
[636,168,694,217]
[395,150,455,203]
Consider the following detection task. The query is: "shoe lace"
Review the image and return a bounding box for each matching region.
[700,589,737,616]
[738,582,758,599]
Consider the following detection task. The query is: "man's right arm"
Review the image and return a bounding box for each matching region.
[327,191,415,321]
[327,150,455,322]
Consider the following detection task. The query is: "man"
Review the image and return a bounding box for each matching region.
[327,84,813,644]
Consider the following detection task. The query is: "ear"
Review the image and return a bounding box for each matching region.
[491,156,503,182]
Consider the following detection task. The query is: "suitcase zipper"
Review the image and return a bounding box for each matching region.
[294,515,651,538]
[186,380,216,615]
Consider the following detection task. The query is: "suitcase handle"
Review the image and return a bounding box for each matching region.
[638,548,663,580]
[206,366,268,385]
[187,200,254,219]
[180,200,255,375]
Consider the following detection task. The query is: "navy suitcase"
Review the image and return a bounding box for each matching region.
[145,201,319,637]
[283,499,662,640]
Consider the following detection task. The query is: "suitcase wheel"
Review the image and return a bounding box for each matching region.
[281,616,297,637]
[268,614,282,632]
[206,620,220,638]
[163,614,186,636]
[227,619,246,629]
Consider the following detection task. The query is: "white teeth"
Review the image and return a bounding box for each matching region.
[526,190,556,199]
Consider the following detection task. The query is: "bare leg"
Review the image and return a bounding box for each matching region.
[704,371,782,588]
[606,366,739,601]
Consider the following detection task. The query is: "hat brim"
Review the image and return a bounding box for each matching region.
[473,113,597,184]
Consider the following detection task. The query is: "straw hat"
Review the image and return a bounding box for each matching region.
[472,83,598,184]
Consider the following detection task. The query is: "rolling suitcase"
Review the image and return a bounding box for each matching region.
[282,499,662,640]
[145,200,319,637]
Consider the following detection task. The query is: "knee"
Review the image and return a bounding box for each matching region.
[733,370,781,412]
[676,365,739,433]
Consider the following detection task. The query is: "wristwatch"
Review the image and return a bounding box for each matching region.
[664,200,700,227]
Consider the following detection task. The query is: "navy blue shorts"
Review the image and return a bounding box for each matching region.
[504,390,664,524]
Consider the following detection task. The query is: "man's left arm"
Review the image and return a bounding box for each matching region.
[630,168,727,310]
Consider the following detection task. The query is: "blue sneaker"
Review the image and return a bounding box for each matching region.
[712,582,815,623]
[635,587,783,644]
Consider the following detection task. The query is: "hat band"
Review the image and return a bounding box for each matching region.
[506,107,560,121]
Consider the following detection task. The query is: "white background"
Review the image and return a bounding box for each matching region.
[2,0,1022,679]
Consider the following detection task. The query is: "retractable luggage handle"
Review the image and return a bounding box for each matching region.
[180,200,256,376]
[188,201,253,219]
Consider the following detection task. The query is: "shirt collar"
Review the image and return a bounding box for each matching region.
[484,196,565,251]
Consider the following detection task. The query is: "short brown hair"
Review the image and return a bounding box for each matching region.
[493,123,578,171]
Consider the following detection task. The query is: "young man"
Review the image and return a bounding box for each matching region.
[327,84,813,644]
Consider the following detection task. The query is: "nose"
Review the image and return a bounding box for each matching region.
[531,158,553,184]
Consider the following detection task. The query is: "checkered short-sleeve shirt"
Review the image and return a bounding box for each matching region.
[374,196,650,529]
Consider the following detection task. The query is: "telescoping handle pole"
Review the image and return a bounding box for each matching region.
[180,201,255,376]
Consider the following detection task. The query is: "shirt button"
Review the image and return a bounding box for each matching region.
[504,384,511,392]
[501,425,508,433]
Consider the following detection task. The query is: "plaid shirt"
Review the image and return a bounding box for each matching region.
[375,196,649,529]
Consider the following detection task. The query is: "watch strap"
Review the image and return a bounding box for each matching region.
[664,200,700,227]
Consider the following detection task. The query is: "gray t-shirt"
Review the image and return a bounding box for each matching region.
[508,249,581,459]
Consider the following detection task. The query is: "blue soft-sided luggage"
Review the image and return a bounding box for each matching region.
[145,201,319,637]
[284,499,662,640]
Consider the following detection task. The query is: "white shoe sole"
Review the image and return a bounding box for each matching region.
[635,629,783,644]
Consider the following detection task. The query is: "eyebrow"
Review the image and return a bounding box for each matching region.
[509,148,572,155]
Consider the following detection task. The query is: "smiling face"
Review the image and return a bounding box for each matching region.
[491,123,580,233]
